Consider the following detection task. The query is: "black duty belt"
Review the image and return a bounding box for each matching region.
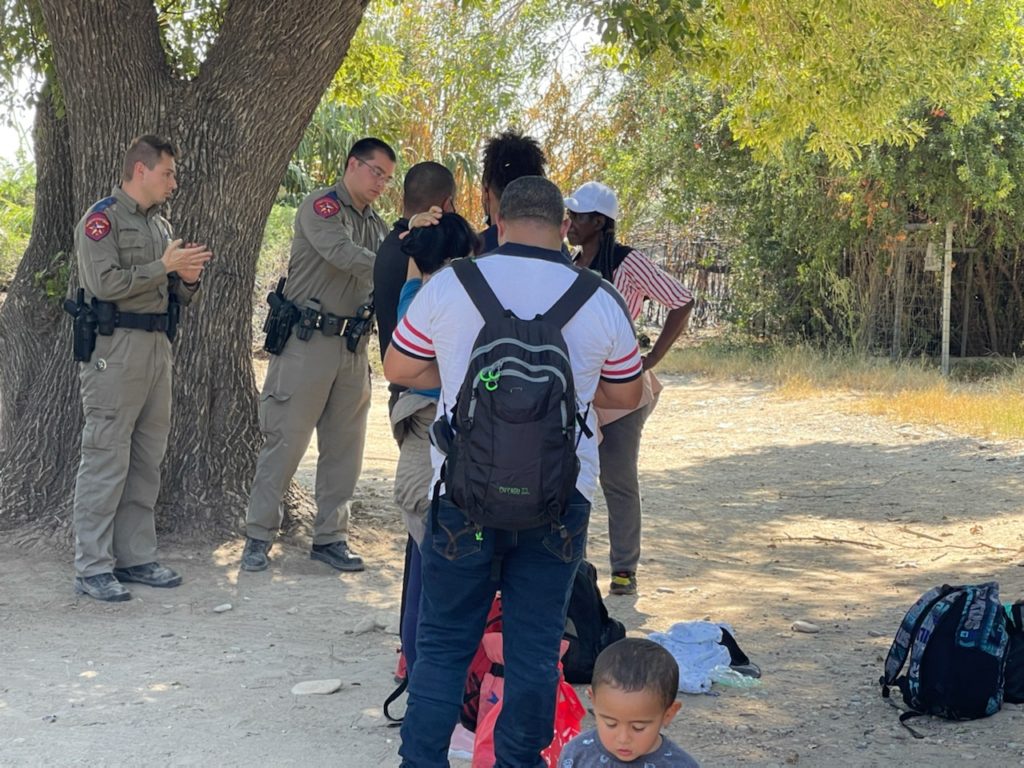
[117,311,170,332]
[317,311,353,337]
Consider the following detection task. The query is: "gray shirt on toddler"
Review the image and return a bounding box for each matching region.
[559,728,700,767]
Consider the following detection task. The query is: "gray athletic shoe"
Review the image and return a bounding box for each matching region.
[240,537,272,572]
[311,541,365,572]
[609,571,637,596]
[74,573,132,602]
[113,562,182,588]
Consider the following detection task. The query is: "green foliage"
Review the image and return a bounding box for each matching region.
[155,0,226,78]
[597,0,1024,165]
[0,0,51,119]
[597,55,1024,351]
[256,203,296,287]
[287,0,585,221]
[0,156,34,288]
[32,248,68,301]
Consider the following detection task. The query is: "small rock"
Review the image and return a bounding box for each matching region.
[291,679,342,696]
[42,714,57,723]
[867,630,885,638]
[655,587,675,594]
[213,603,233,613]
[354,615,382,634]
[791,620,820,634]
[286,606,299,615]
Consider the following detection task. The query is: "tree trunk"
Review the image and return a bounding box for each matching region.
[0,82,79,544]
[0,0,371,543]
[975,255,1000,356]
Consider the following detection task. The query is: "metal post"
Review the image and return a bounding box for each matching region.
[941,221,953,376]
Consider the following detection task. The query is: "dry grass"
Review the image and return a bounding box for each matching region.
[659,341,1024,439]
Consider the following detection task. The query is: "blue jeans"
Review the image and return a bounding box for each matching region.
[398,491,589,768]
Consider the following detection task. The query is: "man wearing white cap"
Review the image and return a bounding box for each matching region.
[565,181,694,595]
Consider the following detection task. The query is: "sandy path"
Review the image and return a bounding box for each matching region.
[2,374,1023,767]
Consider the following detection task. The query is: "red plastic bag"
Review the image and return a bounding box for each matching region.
[541,677,587,766]
[472,637,584,768]
[461,594,504,731]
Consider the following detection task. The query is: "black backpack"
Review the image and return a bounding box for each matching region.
[435,258,601,531]
[563,560,626,684]
[880,582,1015,737]
[1005,601,1024,704]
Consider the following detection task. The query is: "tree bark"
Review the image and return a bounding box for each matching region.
[0,81,78,543]
[0,0,371,542]
[975,255,1000,356]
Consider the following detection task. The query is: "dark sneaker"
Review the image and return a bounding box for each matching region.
[609,571,637,596]
[113,562,182,588]
[311,541,365,572]
[240,537,272,572]
[74,573,132,602]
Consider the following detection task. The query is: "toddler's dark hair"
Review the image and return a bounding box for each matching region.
[400,213,479,275]
[591,638,679,710]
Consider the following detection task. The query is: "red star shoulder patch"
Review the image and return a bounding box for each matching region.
[84,212,111,241]
[313,194,341,219]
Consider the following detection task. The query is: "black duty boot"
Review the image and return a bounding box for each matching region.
[113,562,182,588]
[74,573,132,602]
[311,541,365,572]
[240,537,272,572]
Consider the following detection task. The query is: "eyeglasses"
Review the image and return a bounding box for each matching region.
[356,157,394,185]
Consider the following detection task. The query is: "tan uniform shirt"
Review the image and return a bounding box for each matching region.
[283,180,388,316]
[74,186,197,312]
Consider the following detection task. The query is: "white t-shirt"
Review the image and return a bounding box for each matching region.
[391,243,642,502]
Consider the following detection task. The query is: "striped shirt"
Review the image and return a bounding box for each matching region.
[611,248,693,321]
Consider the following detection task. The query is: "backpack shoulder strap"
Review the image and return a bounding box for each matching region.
[452,258,506,324]
[383,676,408,724]
[880,584,957,690]
[543,267,602,328]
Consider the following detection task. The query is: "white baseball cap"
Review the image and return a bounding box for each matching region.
[564,181,619,221]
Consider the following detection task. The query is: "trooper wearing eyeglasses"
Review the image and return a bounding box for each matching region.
[241,137,395,574]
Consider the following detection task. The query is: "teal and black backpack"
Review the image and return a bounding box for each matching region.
[880,582,1022,737]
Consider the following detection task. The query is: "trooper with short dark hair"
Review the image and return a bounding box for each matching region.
[241,137,395,573]
[70,134,212,602]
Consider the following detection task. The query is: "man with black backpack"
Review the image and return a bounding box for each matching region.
[384,176,643,767]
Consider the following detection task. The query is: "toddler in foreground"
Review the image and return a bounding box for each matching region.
[559,638,700,767]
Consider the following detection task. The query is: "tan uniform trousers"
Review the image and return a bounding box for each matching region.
[73,328,171,577]
[389,393,438,545]
[246,332,371,545]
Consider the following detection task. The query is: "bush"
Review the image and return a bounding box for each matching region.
[252,204,297,347]
[0,158,35,289]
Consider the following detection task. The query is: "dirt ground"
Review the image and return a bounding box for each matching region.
[3,373,1024,767]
